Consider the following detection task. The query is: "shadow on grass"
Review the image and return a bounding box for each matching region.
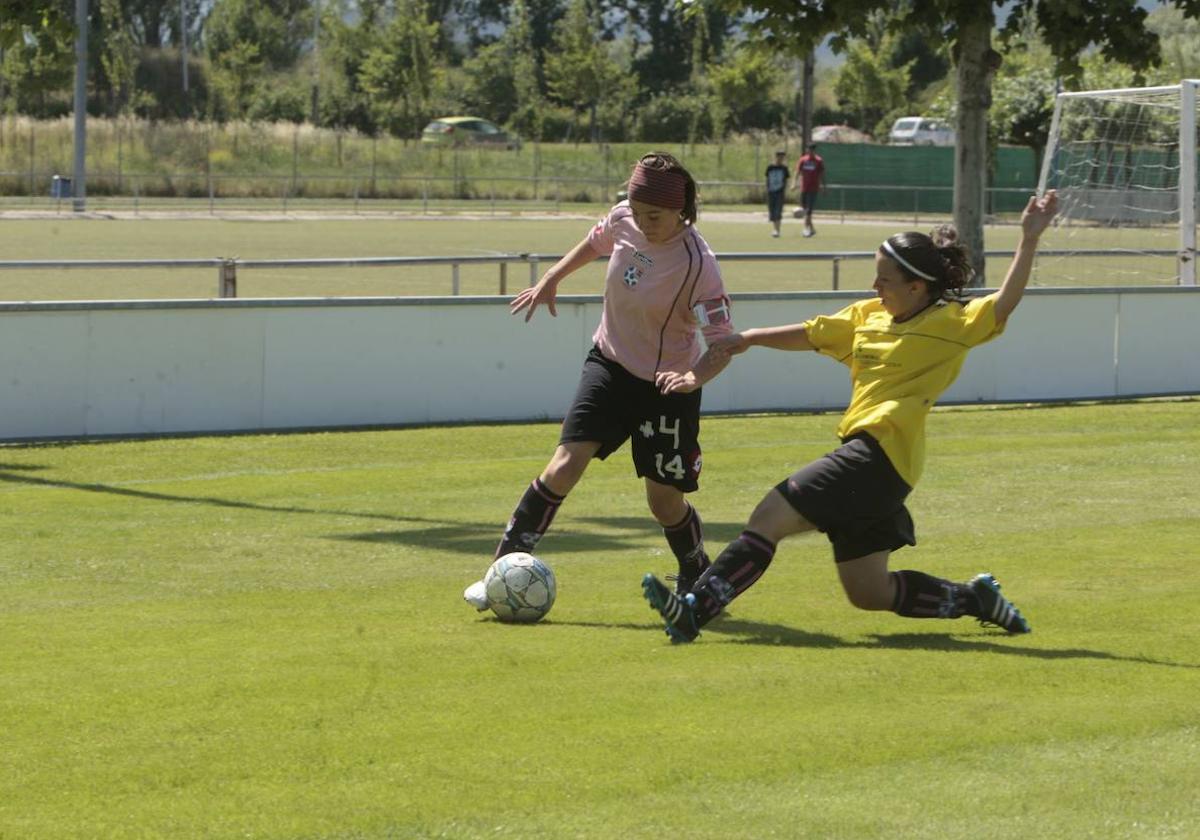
[336,514,749,557]
[0,465,745,557]
[483,618,666,633]
[0,464,429,522]
[706,618,1200,669]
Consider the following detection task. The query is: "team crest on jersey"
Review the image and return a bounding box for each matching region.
[624,265,642,287]
[633,250,654,267]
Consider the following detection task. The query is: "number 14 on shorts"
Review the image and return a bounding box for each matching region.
[640,416,686,480]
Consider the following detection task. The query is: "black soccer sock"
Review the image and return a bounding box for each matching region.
[662,503,709,578]
[688,530,777,628]
[494,478,565,559]
[889,570,975,619]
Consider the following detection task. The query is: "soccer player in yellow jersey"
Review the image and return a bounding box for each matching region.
[644,190,1059,643]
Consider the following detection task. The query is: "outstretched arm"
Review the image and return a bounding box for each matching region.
[655,323,815,394]
[510,236,600,322]
[732,323,815,353]
[994,190,1058,323]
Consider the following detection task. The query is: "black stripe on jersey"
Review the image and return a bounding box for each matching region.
[654,233,700,375]
[683,228,705,309]
[857,328,974,349]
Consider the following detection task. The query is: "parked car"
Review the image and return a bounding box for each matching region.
[420,116,521,150]
[888,117,955,147]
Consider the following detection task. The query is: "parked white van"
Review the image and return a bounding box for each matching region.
[889,117,955,146]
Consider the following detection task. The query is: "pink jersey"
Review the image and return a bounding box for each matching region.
[586,203,733,382]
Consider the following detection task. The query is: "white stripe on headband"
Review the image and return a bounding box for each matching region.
[881,240,937,282]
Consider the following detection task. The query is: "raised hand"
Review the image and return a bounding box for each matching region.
[1023,189,1058,239]
[510,279,558,322]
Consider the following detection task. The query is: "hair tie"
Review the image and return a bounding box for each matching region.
[881,240,937,282]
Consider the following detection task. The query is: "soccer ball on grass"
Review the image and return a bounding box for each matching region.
[484,552,557,623]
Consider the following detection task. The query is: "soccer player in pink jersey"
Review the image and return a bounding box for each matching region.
[463,153,735,612]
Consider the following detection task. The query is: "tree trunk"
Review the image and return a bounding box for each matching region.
[143,6,163,50]
[800,51,814,148]
[953,7,995,287]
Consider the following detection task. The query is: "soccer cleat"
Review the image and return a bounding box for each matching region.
[969,573,1031,634]
[665,572,695,598]
[666,554,711,598]
[462,579,489,612]
[642,573,700,644]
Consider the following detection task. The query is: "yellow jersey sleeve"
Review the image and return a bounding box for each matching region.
[803,300,868,365]
[956,292,1006,347]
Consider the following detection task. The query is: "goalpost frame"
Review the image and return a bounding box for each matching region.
[1180,81,1197,286]
[1039,80,1199,286]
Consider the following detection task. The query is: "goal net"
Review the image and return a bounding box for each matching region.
[1035,81,1198,286]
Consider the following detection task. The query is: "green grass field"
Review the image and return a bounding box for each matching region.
[2,400,1198,838]
[0,212,1183,301]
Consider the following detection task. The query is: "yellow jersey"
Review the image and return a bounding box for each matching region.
[804,293,1006,487]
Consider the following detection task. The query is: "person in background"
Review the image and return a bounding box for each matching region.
[793,144,826,237]
[464,152,736,612]
[765,150,790,238]
[642,190,1060,643]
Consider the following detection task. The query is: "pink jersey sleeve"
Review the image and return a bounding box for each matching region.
[586,206,620,257]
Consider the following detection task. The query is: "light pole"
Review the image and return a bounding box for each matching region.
[181,0,189,94]
[310,0,320,124]
[72,0,88,213]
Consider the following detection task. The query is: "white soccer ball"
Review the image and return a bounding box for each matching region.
[483,552,557,623]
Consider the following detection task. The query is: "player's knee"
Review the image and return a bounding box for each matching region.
[645,488,687,525]
[745,491,809,543]
[842,580,891,611]
[543,445,594,491]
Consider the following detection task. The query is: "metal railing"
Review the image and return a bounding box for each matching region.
[0,249,1181,298]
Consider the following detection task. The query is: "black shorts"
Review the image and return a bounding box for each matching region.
[560,346,703,492]
[800,191,819,211]
[767,191,785,221]
[774,433,916,562]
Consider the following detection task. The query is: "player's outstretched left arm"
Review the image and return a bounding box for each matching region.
[655,324,814,394]
[994,190,1058,323]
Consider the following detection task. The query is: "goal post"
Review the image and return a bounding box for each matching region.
[1037,80,1199,287]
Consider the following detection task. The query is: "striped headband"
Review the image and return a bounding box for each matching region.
[881,239,938,282]
[627,162,687,210]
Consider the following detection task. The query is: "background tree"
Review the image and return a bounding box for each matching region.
[94,0,146,116]
[707,45,787,140]
[358,0,441,139]
[509,0,546,142]
[0,0,73,51]
[205,0,312,121]
[318,0,385,134]
[0,3,74,117]
[543,0,624,142]
[1141,5,1200,82]
[833,24,913,138]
